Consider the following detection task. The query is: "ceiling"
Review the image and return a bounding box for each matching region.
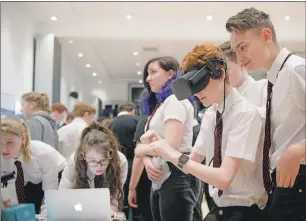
[7,2,306,85]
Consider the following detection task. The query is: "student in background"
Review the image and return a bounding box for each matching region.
[134,56,200,221]
[219,41,267,107]
[0,117,66,213]
[57,102,96,159]
[21,92,58,150]
[226,7,305,221]
[147,44,267,221]
[109,102,141,220]
[59,121,128,219]
[65,112,75,125]
[51,102,68,129]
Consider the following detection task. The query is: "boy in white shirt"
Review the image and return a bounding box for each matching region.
[147,44,267,221]
[226,7,305,221]
[57,102,96,159]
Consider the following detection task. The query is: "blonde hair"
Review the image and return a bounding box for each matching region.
[0,117,32,163]
[22,92,51,113]
[73,102,96,118]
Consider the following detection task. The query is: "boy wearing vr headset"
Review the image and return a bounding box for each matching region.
[226,7,306,221]
[145,44,267,221]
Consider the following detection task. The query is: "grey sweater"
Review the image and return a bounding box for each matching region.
[27,111,59,150]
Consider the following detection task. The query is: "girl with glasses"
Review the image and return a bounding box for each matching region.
[59,121,128,219]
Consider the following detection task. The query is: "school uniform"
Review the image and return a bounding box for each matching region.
[57,117,88,159]
[264,48,306,221]
[147,94,201,221]
[5,140,66,213]
[59,151,128,207]
[193,88,267,221]
[237,75,267,108]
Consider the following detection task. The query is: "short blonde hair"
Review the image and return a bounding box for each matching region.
[22,92,51,113]
[73,102,96,118]
[219,41,237,63]
[0,117,32,163]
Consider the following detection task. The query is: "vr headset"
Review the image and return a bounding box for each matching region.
[170,58,226,101]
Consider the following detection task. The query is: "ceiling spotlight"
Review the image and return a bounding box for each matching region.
[126,14,132,20]
[284,16,290,20]
[136,62,140,66]
[86,64,91,68]
[77,53,83,58]
[206,15,213,20]
[68,40,73,44]
[50,16,57,21]
[98,80,103,84]
[137,71,142,75]
[133,52,138,56]
[138,79,143,84]
[92,72,97,77]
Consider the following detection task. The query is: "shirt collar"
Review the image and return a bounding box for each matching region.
[13,154,24,164]
[117,111,130,116]
[217,88,243,117]
[267,48,291,84]
[237,75,255,94]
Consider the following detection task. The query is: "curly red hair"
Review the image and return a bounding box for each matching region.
[181,44,229,83]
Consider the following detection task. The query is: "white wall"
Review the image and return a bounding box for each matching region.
[1,3,34,110]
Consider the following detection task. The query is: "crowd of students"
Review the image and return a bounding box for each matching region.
[1,6,305,221]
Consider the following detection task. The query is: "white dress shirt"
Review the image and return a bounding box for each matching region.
[267,48,306,169]
[237,75,267,108]
[57,117,88,159]
[148,94,194,153]
[59,151,128,206]
[2,140,66,191]
[193,88,268,208]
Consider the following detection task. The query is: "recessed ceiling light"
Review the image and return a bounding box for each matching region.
[284,16,290,20]
[137,71,142,75]
[136,62,140,66]
[98,80,103,84]
[133,52,138,56]
[68,40,73,44]
[92,72,97,77]
[86,64,91,68]
[206,15,212,20]
[78,53,83,58]
[126,14,132,20]
[50,16,57,21]
[138,79,143,84]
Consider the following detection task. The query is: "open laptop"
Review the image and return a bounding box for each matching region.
[45,188,112,221]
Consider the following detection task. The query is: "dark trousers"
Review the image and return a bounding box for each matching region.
[265,165,306,221]
[150,163,201,221]
[193,180,204,221]
[203,204,263,221]
[24,171,63,214]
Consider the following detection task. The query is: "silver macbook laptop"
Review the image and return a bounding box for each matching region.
[45,188,112,221]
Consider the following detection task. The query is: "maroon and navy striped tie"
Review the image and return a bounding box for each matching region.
[14,161,26,203]
[213,111,223,197]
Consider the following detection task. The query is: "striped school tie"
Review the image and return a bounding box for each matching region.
[213,111,223,197]
[14,160,26,203]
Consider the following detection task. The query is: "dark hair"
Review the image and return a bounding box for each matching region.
[142,56,181,115]
[118,102,136,113]
[143,56,180,92]
[226,7,277,42]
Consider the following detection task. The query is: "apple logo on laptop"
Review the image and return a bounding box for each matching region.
[74,203,83,212]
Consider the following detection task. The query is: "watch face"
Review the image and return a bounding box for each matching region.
[179,154,189,163]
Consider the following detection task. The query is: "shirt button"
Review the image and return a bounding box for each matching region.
[219,210,223,215]
[299,189,302,193]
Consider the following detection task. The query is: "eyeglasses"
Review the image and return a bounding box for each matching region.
[86,158,112,167]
